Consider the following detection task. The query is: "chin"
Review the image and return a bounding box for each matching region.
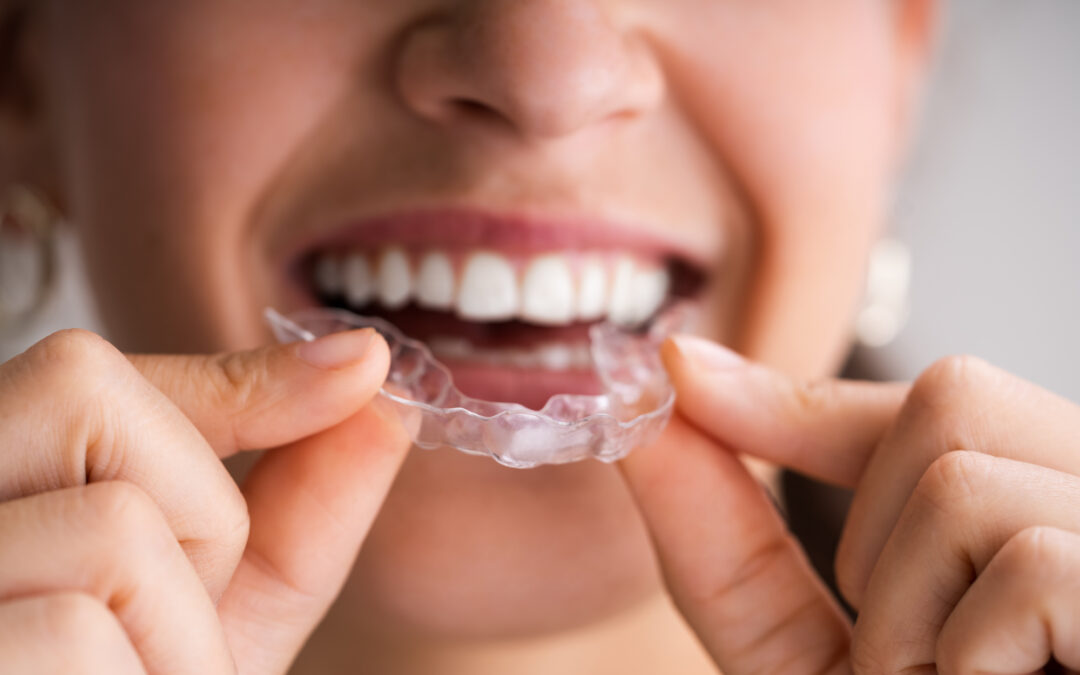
[341,445,664,639]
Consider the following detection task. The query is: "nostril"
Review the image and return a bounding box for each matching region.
[446,97,516,131]
[396,4,664,141]
[450,98,496,119]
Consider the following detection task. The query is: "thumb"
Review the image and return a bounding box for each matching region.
[621,417,852,675]
[218,397,411,674]
[128,328,389,458]
[661,335,908,487]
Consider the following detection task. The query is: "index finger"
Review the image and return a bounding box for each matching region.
[128,327,389,458]
[662,335,908,487]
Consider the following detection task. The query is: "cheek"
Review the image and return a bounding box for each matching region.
[43,2,373,351]
[653,1,901,375]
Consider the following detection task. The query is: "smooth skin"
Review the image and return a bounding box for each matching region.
[621,336,1080,673]
[3,0,1080,673]
[0,327,412,672]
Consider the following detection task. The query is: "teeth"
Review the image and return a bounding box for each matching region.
[535,344,575,370]
[426,336,474,362]
[342,253,373,306]
[314,256,343,295]
[606,256,668,326]
[521,254,576,325]
[428,337,593,371]
[576,257,608,321]
[377,247,412,309]
[607,256,637,325]
[629,266,670,324]
[416,251,455,310]
[314,249,671,326]
[457,252,519,321]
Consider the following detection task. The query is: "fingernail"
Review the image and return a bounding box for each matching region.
[296,329,377,370]
[667,334,745,371]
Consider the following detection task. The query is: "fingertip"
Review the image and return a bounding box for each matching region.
[220,331,391,454]
[664,334,746,374]
[291,328,391,395]
[662,336,747,401]
[659,336,686,376]
[349,331,392,393]
[661,335,750,433]
[294,328,380,371]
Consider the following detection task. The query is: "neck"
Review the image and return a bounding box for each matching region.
[293,591,718,675]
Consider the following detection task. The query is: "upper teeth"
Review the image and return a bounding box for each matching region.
[313,249,670,326]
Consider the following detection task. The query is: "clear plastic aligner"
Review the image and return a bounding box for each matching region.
[265,304,694,469]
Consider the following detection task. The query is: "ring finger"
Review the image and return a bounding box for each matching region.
[0,483,234,674]
[851,451,1080,672]
[937,526,1080,673]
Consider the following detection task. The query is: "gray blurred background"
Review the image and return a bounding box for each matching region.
[887,0,1080,399]
[3,0,1079,400]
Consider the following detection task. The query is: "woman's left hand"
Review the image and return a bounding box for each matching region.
[620,336,1080,675]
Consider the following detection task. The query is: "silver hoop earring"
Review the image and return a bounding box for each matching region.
[855,238,912,349]
[0,183,59,332]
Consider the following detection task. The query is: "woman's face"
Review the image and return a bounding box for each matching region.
[9,0,929,639]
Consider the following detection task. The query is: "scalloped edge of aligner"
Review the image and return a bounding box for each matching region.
[264,303,694,468]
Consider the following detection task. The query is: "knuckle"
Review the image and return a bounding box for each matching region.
[786,376,838,422]
[999,526,1071,575]
[21,330,131,408]
[82,482,175,561]
[209,350,266,417]
[910,355,995,410]
[217,485,251,559]
[36,593,135,673]
[914,450,993,515]
[897,356,1007,483]
[39,592,117,646]
[31,329,124,377]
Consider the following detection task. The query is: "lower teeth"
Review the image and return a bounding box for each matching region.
[427,336,593,371]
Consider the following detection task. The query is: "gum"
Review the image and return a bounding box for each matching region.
[265,304,693,468]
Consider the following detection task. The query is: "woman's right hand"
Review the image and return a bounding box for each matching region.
[0,327,411,674]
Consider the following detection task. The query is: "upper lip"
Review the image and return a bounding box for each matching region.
[278,207,717,271]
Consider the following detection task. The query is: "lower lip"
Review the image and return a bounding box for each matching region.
[442,360,604,411]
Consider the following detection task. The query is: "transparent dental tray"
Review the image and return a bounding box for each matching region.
[266,304,692,469]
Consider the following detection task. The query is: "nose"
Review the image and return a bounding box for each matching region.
[396,0,664,141]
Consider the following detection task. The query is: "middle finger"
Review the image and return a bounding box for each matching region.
[836,356,1080,606]
[0,483,235,673]
[0,331,247,599]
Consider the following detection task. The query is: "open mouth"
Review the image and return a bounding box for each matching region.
[292,210,707,408]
